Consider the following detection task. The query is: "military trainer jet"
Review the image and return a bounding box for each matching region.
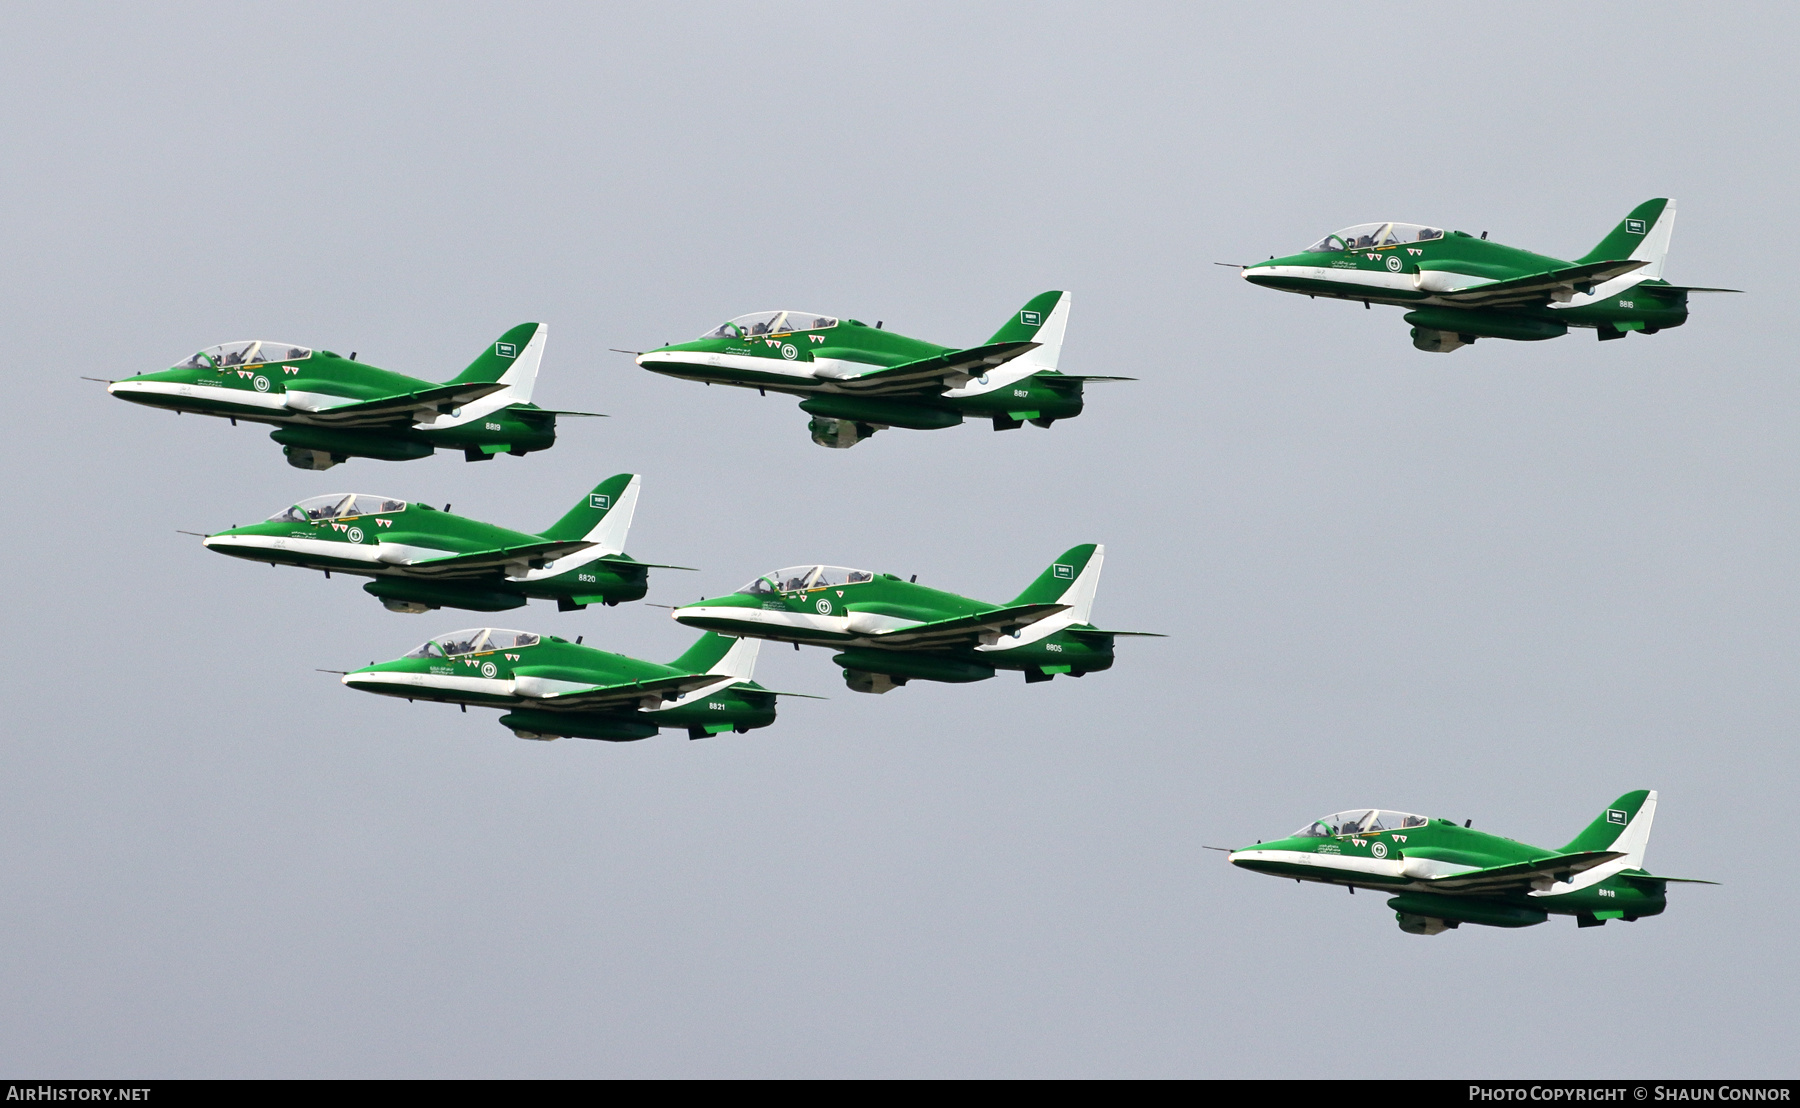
[672,544,1157,692]
[1226,790,1714,934]
[200,474,690,614]
[635,292,1128,447]
[342,628,812,742]
[1239,199,1738,352]
[104,323,596,468]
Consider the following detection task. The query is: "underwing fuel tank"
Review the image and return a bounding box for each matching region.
[269,426,436,463]
[1385,894,1548,929]
[362,578,527,613]
[497,710,659,742]
[1401,308,1568,342]
[798,395,964,430]
[831,649,996,684]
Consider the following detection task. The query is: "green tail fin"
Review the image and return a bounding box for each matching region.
[1561,790,1653,853]
[1010,544,1100,606]
[449,322,545,386]
[1578,199,1670,265]
[985,291,1067,345]
[668,631,758,677]
[540,474,638,548]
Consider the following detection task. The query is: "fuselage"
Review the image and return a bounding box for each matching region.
[107,340,555,463]
[203,496,646,612]
[1228,812,1666,925]
[673,567,1115,678]
[343,629,775,740]
[637,313,1084,425]
[1242,222,1689,338]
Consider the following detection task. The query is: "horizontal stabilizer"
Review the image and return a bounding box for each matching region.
[834,340,1040,396]
[1049,374,1136,382]
[525,408,609,417]
[1423,850,1624,892]
[1064,627,1167,638]
[593,554,698,571]
[1433,259,1647,307]
[290,381,508,426]
[859,602,1068,649]
[1643,285,1743,294]
[397,539,595,577]
[1617,872,1719,886]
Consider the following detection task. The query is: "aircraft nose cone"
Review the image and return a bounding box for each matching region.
[341,661,403,692]
[1226,847,1282,873]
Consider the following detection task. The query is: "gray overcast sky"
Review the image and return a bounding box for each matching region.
[1,2,1794,1078]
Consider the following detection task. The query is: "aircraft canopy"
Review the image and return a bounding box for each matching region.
[739,565,876,595]
[176,340,312,370]
[1305,222,1444,253]
[267,493,406,523]
[704,311,839,340]
[404,628,541,659]
[1293,809,1429,838]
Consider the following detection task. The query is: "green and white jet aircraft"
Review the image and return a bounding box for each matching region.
[104,323,597,468]
[634,292,1129,448]
[1226,790,1714,934]
[200,474,692,614]
[342,628,810,742]
[1239,199,1738,352]
[671,544,1158,693]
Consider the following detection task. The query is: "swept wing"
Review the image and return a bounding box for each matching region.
[1419,850,1624,892]
[1431,260,1647,308]
[832,341,1040,397]
[518,672,751,711]
[287,382,509,426]
[388,539,596,577]
[856,602,1068,649]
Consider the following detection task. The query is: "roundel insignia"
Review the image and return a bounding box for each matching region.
[781,343,798,360]
[253,375,270,392]
[481,661,498,678]
[815,598,831,614]
[346,526,364,544]
[1385,256,1402,272]
[1371,842,1388,859]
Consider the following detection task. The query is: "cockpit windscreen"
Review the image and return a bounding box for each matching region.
[268,493,405,523]
[704,311,838,340]
[738,565,874,595]
[1304,223,1444,252]
[177,340,312,370]
[1292,809,1429,838]
[405,628,540,658]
